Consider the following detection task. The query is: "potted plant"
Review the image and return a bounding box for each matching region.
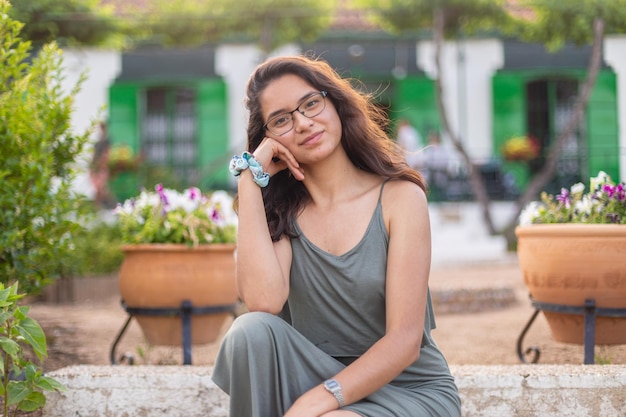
[108,144,141,177]
[113,184,238,347]
[515,171,626,344]
[108,144,142,203]
[501,135,540,163]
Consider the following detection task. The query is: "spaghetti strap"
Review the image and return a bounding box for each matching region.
[378,178,391,203]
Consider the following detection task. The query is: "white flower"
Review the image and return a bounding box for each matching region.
[570,182,585,195]
[519,201,542,226]
[574,195,594,216]
[590,171,611,191]
[134,191,160,211]
[209,190,238,227]
[166,188,199,213]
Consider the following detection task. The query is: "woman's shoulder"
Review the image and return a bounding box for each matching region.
[381,178,428,211]
[379,179,428,230]
[382,178,427,200]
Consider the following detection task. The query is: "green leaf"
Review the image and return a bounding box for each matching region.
[17,391,46,412]
[0,286,11,303]
[7,380,31,406]
[0,311,13,326]
[36,375,67,392]
[24,362,39,381]
[16,317,47,360]
[0,337,20,356]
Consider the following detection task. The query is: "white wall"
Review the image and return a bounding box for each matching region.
[417,38,504,163]
[215,43,303,154]
[215,44,301,187]
[61,48,122,198]
[215,44,265,156]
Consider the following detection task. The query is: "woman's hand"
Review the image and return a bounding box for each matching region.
[253,137,305,181]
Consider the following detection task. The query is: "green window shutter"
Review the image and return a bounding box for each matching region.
[108,83,139,151]
[492,72,526,148]
[197,79,229,190]
[586,70,619,180]
[492,72,527,188]
[392,76,437,137]
[108,83,140,202]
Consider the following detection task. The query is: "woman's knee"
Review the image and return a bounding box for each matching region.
[225,311,287,344]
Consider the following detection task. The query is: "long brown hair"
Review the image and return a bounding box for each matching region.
[244,55,426,241]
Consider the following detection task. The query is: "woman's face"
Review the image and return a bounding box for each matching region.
[259,74,342,165]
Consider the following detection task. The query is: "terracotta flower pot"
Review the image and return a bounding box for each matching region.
[516,224,626,345]
[118,243,238,346]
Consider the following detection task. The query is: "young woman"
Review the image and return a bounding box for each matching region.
[212,55,461,417]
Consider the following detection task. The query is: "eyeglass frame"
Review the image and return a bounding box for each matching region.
[262,91,328,136]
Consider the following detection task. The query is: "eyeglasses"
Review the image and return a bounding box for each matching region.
[263,91,327,136]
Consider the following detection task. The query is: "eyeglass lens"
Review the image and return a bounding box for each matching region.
[266,92,326,135]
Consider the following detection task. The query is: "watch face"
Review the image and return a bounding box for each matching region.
[325,380,339,391]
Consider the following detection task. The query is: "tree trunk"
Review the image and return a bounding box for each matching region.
[432,10,604,247]
[432,8,497,234]
[502,17,605,238]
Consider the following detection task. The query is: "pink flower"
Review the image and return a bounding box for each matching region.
[556,188,571,208]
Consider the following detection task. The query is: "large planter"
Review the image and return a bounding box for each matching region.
[516,224,626,345]
[119,243,238,346]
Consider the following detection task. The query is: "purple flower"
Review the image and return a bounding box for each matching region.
[556,188,571,208]
[210,208,221,222]
[155,184,169,215]
[616,184,625,202]
[602,184,616,198]
[606,213,621,223]
[155,184,168,203]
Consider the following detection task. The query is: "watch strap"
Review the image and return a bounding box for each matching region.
[323,379,345,407]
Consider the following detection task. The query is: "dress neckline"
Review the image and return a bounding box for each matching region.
[292,179,388,259]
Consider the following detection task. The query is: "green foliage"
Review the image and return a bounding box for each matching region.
[0,0,95,294]
[132,0,337,51]
[519,171,626,225]
[59,216,124,277]
[516,0,626,51]
[218,0,337,51]
[0,282,66,416]
[355,0,513,36]
[9,0,338,51]
[8,0,123,47]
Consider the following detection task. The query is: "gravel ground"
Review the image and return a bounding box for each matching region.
[27,260,626,372]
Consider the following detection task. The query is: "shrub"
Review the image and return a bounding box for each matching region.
[0,0,95,294]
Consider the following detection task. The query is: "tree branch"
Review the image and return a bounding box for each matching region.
[504,17,605,229]
[432,7,496,234]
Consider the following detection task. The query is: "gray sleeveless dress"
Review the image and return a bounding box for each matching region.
[212,182,461,417]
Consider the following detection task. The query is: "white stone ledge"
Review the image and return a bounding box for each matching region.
[43,364,626,417]
[450,365,626,416]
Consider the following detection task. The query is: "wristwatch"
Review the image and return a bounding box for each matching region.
[323,379,345,407]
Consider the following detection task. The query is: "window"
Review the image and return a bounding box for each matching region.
[142,87,198,187]
[526,78,584,192]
